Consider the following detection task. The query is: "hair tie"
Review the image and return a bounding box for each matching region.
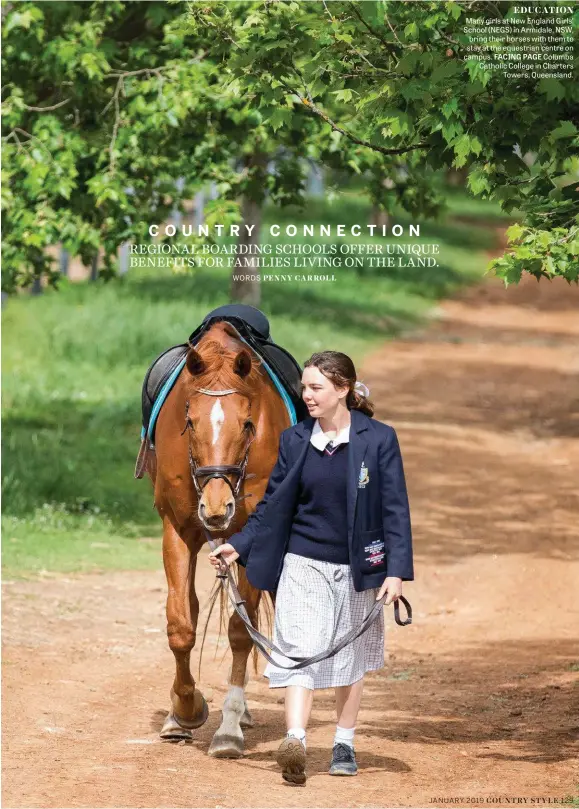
[354,380,370,398]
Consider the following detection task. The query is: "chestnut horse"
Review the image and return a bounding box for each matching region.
[146,321,291,756]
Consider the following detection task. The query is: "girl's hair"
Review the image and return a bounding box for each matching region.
[303,351,375,417]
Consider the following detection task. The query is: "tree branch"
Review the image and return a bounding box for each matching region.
[348,2,400,53]
[3,127,55,162]
[322,0,333,22]
[319,3,393,74]
[22,98,71,112]
[101,60,204,171]
[384,13,403,46]
[279,78,428,157]
[435,28,461,47]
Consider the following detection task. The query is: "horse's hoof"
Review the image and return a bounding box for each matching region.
[208,734,245,758]
[160,713,193,742]
[240,706,254,729]
[160,696,209,740]
[190,694,209,728]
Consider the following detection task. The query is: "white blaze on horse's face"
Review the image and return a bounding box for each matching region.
[210,398,225,445]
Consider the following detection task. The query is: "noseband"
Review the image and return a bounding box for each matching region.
[181,387,256,499]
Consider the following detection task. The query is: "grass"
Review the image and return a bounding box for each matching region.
[2,187,511,577]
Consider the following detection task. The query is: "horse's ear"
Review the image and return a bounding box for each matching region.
[186,346,205,377]
[233,349,252,378]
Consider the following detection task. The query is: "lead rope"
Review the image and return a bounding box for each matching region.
[204,529,412,671]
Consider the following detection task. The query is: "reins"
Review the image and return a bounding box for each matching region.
[185,386,412,672]
[204,528,412,671]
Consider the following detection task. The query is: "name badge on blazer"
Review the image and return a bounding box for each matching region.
[364,537,385,567]
[358,462,369,488]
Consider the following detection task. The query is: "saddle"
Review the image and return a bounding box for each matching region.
[135,305,308,477]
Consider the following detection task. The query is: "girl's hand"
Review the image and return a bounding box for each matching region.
[376,576,402,604]
[208,543,239,569]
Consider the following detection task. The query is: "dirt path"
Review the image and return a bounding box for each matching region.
[3,274,579,809]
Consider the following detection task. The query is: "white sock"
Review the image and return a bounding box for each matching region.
[334,724,355,749]
[287,726,306,749]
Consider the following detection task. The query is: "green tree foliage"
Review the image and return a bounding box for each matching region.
[190,0,578,283]
[2,2,216,290]
[3,1,577,291]
[1,1,320,292]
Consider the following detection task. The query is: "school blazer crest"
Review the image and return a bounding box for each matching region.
[228,408,414,593]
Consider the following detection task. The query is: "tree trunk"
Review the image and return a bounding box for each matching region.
[119,242,129,275]
[447,168,468,187]
[230,195,263,306]
[230,152,268,306]
[307,162,324,197]
[60,247,69,277]
[193,190,205,227]
[371,206,389,229]
[30,277,43,296]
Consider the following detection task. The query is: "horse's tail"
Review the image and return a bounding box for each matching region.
[197,564,275,683]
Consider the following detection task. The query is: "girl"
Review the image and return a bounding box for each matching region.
[209,351,413,785]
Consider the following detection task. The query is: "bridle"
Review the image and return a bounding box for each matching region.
[181,386,257,500]
[182,385,412,672]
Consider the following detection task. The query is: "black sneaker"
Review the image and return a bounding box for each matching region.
[329,741,358,775]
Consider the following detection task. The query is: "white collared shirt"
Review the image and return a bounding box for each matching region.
[309,418,350,452]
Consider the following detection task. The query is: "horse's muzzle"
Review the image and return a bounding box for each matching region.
[200,502,235,531]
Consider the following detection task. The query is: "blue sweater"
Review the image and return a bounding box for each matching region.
[286,441,350,564]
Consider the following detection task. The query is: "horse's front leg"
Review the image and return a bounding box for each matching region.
[208,565,262,758]
[160,519,208,741]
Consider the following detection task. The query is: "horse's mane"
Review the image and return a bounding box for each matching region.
[188,323,264,395]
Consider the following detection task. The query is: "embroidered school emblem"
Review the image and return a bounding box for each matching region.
[358,462,369,488]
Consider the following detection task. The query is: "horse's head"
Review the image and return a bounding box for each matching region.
[184,336,260,532]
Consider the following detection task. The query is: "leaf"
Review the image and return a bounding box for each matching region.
[5,10,34,32]
[242,14,262,28]
[506,224,525,243]
[467,169,490,195]
[470,136,482,156]
[268,107,291,133]
[332,89,353,103]
[431,59,461,84]
[442,120,462,142]
[404,22,419,40]
[538,78,565,102]
[80,52,104,80]
[550,121,577,140]
[448,3,462,21]
[465,59,491,87]
[452,133,473,167]
[397,51,421,76]
[441,97,458,119]
[380,109,412,136]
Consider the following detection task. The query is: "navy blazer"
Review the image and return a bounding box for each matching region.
[228,408,414,593]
